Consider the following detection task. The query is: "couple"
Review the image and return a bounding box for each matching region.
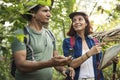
[11,1,117,80]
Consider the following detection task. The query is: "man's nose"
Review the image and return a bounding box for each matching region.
[47,11,51,17]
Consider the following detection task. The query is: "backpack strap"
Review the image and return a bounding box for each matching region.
[93,38,100,61]
[23,27,35,61]
[70,37,75,48]
[69,36,75,57]
[46,29,55,41]
[45,29,56,50]
[93,37,100,80]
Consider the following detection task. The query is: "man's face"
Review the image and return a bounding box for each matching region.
[34,6,51,25]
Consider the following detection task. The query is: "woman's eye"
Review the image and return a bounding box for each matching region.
[79,18,83,21]
[72,19,76,22]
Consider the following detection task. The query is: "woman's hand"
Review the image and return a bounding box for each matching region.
[88,43,105,56]
[88,44,102,56]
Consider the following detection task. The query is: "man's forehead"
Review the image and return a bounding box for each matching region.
[39,6,50,10]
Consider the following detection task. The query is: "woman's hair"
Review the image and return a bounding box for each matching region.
[21,5,44,21]
[67,12,93,37]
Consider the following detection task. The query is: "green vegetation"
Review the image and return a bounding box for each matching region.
[0,0,120,80]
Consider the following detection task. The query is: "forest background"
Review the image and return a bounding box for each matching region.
[0,0,120,80]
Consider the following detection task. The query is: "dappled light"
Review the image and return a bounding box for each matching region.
[0,0,120,80]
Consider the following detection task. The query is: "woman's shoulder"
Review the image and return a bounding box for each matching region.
[63,37,70,41]
[63,37,70,44]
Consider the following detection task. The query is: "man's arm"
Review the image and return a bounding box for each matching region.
[14,50,54,72]
[14,50,73,73]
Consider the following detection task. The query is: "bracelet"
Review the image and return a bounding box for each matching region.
[86,52,90,58]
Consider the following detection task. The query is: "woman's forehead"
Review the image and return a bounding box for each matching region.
[73,15,84,19]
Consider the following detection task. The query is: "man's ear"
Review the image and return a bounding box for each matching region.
[30,10,35,17]
[85,23,87,26]
[31,13,35,17]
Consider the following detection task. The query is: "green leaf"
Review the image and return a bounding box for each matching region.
[38,0,52,6]
[16,34,25,43]
[27,0,52,6]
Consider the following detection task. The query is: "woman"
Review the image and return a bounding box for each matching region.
[62,12,104,80]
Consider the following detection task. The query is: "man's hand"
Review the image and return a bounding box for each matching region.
[62,67,75,80]
[50,55,73,66]
[112,56,119,64]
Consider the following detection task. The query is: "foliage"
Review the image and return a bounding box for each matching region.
[0,0,120,80]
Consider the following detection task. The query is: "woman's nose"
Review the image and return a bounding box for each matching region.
[75,20,80,23]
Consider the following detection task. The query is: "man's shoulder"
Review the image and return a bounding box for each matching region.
[14,29,24,35]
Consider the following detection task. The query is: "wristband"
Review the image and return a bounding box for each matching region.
[86,52,90,58]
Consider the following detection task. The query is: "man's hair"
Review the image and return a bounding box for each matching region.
[21,5,44,21]
[21,0,54,21]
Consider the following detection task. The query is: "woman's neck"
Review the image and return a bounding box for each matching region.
[77,31,85,40]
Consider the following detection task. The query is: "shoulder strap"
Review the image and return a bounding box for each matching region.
[93,37,101,80]
[45,29,55,41]
[93,37,100,62]
[45,29,56,50]
[23,27,35,61]
[70,36,75,48]
[23,27,30,45]
[69,37,75,57]
[93,37,99,45]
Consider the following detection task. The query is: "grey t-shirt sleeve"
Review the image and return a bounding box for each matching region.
[11,30,26,53]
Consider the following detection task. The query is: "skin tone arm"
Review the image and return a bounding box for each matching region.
[13,50,72,73]
[69,44,102,68]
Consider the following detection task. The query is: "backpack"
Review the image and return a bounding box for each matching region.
[10,27,55,77]
[10,27,32,77]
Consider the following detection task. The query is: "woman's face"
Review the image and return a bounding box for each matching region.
[72,15,87,32]
[34,6,51,25]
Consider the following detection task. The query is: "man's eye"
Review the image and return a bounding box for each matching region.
[43,10,49,12]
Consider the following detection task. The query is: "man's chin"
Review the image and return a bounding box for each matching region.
[42,21,49,25]
[42,23,49,28]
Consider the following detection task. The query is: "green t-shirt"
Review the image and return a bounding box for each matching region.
[11,27,55,80]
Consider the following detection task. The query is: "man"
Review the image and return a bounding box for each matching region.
[11,1,74,80]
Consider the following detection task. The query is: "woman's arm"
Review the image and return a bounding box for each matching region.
[69,44,102,68]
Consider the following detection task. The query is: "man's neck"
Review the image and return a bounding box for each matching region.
[29,19,43,32]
